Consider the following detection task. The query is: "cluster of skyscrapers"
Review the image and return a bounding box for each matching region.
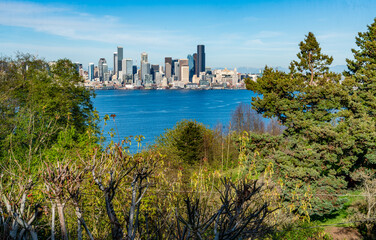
[85,45,206,87]
[81,44,251,89]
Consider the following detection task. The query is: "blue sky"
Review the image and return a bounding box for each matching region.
[0,0,375,69]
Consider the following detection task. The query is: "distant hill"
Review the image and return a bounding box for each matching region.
[330,65,347,74]
[237,66,288,74]
[235,65,348,74]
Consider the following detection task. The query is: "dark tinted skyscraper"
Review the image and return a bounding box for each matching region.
[165,57,172,79]
[197,45,205,76]
[172,59,178,76]
[117,46,123,73]
[193,53,197,76]
[150,64,159,79]
[113,52,118,76]
[88,63,94,81]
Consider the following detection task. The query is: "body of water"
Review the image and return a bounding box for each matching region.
[92,89,257,147]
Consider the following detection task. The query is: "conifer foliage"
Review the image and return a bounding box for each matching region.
[245,29,376,217]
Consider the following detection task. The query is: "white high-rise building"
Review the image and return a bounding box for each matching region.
[181,65,189,84]
[141,52,148,63]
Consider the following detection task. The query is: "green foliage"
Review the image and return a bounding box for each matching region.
[245,32,370,217]
[0,54,98,170]
[291,32,334,86]
[157,120,209,165]
[345,18,376,118]
[270,222,332,240]
[3,18,376,239]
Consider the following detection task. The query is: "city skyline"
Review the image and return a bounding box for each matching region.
[1,0,376,68]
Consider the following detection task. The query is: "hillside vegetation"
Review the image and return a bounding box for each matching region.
[1,18,376,240]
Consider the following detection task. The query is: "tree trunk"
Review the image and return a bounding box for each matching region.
[74,205,94,240]
[77,218,82,240]
[56,201,68,240]
[128,179,138,240]
[51,202,56,240]
[308,51,314,85]
[104,192,123,240]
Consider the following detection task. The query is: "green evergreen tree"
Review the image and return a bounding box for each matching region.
[173,120,204,165]
[246,32,349,217]
[291,32,334,86]
[345,18,376,118]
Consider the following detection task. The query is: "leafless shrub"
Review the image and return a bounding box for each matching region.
[176,178,275,240]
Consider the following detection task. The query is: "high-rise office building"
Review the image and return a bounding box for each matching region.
[165,57,172,79]
[98,58,107,81]
[174,61,180,81]
[193,53,198,76]
[165,63,172,79]
[179,59,188,82]
[132,65,137,75]
[117,46,123,75]
[121,59,133,84]
[140,52,149,82]
[181,65,189,84]
[94,66,98,78]
[187,54,194,81]
[125,59,133,75]
[88,63,94,81]
[197,45,205,76]
[141,62,150,82]
[113,52,118,77]
[172,59,178,76]
[141,52,148,63]
[103,63,109,81]
[150,64,159,79]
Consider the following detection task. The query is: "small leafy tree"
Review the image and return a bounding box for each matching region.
[349,169,376,238]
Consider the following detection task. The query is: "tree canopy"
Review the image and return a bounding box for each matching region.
[0,54,97,168]
[245,29,376,216]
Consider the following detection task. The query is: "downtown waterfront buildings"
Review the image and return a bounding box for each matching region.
[74,45,259,90]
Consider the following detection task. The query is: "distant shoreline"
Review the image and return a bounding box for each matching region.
[89,87,248,91]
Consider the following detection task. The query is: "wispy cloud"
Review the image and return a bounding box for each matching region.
[254,31,284,39]
[244,39,264,46]
[0,1,195,47]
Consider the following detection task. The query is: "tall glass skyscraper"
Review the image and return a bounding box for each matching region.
[141,62,150,82]
[88,63,94,81]
[125,59,133,75]
[117,46,123,74]
[187,54,194,81]
[197,45,205,76]
[113,52,118,76]
[98,58,107,82]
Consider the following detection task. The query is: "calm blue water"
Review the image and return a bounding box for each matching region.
[92,89,257,147]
